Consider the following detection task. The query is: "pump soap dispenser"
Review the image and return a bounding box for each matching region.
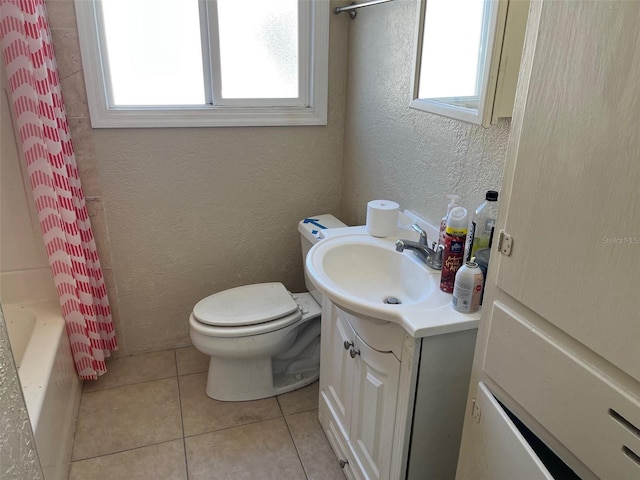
[439,194,460,247]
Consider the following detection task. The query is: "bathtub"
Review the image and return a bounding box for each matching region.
[3,300,82,480]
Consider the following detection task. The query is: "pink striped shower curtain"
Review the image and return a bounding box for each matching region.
[0,0,117,379]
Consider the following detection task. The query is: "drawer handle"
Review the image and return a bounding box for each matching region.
[339,459,349,468]
[343,340,354,350]
[350,347,360,358]
[623,446,640,469]
[609,409,640,438]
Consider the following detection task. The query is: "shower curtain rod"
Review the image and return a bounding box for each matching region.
[335,0,396,19]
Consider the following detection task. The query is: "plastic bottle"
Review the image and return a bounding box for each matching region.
[440,206,468,293]
[474,248,491,305]
[439,194,460,246]
[467,190,499,261]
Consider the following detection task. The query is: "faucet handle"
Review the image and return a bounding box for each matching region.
[411,224,428,245]
[432,242,444,262]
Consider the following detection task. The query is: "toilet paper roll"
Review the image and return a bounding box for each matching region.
[366,200,400,237]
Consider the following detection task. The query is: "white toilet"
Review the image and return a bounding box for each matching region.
[189,215,346,401]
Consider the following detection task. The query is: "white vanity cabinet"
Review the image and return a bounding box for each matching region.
[319,298,477,480]
[321,300,401,479]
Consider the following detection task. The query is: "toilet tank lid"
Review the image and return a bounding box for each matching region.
[193,283,299,327]
[298,214,347,244]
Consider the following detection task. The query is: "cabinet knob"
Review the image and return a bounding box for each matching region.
[350,347,361,358]
[343,340,354,350]
[339,459,349,468]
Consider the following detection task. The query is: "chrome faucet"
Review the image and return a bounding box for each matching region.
[395,224,444,270]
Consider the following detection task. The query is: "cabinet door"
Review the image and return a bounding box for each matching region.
[456,383,554,480]
[350,336,401,480]
[320,304,356,435]
[493,0,640,382]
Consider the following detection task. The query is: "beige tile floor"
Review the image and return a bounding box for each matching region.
[69,347,345,480]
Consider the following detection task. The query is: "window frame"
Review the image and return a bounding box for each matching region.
[409,0,502,126]
[74,0,330,128]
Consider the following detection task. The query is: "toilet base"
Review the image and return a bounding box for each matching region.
[192,292,323,402]
[205,356,319,401]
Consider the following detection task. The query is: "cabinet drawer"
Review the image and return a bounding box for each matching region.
[484,301,640,479]
[340,308,406,359]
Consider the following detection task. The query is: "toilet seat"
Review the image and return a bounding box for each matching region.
[191,282,304,337]
[193,282,298,327]
[190,310,303,338]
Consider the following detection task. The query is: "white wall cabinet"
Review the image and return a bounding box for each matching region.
[319,299,477,479]
[456,1,640,478]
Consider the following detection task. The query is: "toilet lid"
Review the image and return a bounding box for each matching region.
[193,283,299,327]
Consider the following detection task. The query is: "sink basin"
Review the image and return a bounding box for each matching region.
[319,239,434,306]
[306,233,454,328]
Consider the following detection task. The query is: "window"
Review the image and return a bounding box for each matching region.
[417,0,491,105]
[75,0,329,127]
[410,0,502,126]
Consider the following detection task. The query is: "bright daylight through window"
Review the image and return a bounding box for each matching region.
[75,0,329,127]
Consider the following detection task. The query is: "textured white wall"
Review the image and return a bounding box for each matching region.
[341,0,509,227]
[90,6,349,354]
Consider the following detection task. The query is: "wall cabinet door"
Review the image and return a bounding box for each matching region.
[493,0,640,382]
[350,336,401,480]
[457,383,554,480]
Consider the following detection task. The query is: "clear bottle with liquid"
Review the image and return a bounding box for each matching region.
[467,191,499,261]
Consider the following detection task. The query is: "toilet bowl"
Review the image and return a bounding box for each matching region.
[189,215,346,401]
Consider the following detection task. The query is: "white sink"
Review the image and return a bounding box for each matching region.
[305,232,468,334]
[316,237,435,305]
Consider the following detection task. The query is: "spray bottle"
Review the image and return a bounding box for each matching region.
[440,206,468,293]
[439,194,460,246]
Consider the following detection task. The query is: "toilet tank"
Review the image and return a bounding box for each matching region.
[298,214,346,303]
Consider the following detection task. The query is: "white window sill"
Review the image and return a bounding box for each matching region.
[86,105,328,128]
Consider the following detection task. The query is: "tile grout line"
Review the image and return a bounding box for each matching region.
[82,346,198,394]
[74,364,325,478]
[67,381,87,476]
[70,350,189,470]
[183,413,285,440]
[70,437,185,463]
[275,389,312,477]
[81,373,178,394]
[276,393,285,417]
[282,413,311,480]
[82,349,178,392]
[175,349,191,480]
